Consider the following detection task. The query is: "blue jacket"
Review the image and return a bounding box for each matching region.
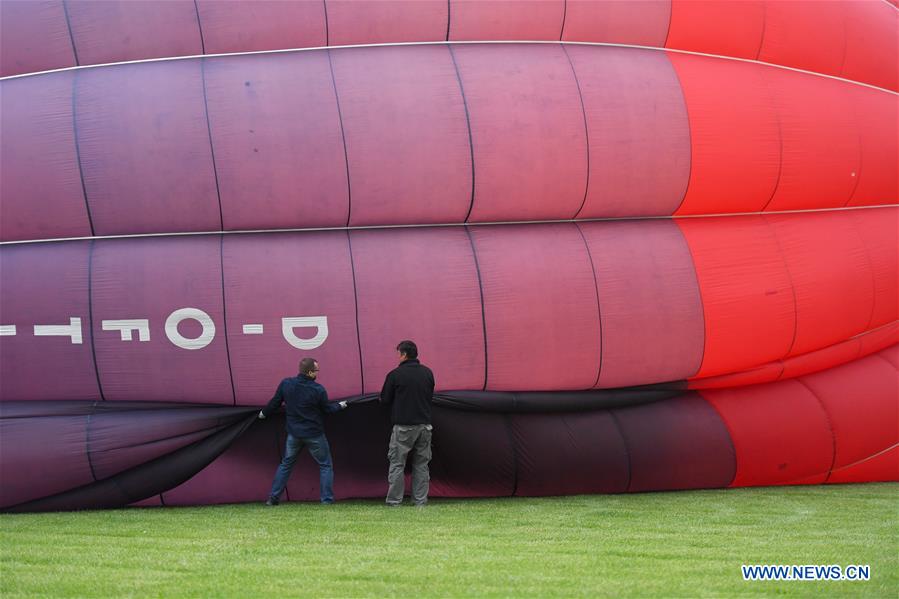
[261,375,341,438]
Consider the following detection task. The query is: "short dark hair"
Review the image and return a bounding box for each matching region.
[396,340,418,359]
[298,357,318,375]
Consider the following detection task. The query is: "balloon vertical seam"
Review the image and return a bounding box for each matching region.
[447,45,476,223]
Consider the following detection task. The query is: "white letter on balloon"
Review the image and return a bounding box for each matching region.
[34,318,82,344]
[165,308,215,350]
[103,319,150,341]
[282,316,328,350]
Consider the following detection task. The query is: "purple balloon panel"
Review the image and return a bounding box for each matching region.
[332,44,472,227]
[204,52,348,231]
[195,0,326,54]
[76,60,220,235]
[566,45,690,217]
[0,72,91,242]
[66,0,202,66]
[562,0,670,46]
[351,227,485,394]
[91,236,232,403]
[223,232,362,403]
[471,224,601,391]
[0,242,99,401]
[453,44,587,222]
[579,220,703,388]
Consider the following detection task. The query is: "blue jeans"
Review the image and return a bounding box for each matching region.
[269,433,334,503]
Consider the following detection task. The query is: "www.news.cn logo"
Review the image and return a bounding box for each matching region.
[742,564,870,581]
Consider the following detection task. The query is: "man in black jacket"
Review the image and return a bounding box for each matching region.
[258,357,347,505]
[380,340,435,506]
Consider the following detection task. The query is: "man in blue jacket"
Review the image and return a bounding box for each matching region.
[259,357,347,505]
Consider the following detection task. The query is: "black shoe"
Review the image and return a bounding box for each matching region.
[265,497,279,506]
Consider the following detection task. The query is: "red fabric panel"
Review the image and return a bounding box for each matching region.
[511,412,629,495]
[801,353,898,480]
[562,0,670,46]
[66,0,201,65]
[579,220,703,387]
[164,414,279,505]
[0,415,92,508]
[331,45,471,226]
[453,44,586,222]
[0,242,99,401]
[0,72,91,242]
[842,0,898,91]
[75,61,220,235]
[351,228,485,394]
[688,363,783,390]
[858,324,898,360]
[666,0,764,59]
[223,232,362,404]
[91,237,232,403]
[204,52,348,231]
[829,447,899,484]
[702,379,833,487]
[762,69,860,212]
[0,0,74,77]
[778,339,861,382]
[195,0,325,54]
[678,216,794,378]
[766,211,873,357]
[471,224,600,391]
[566,46,689,218]
[848,207,898,328]
[614,394,736,492]
[327,0,447,45]
[757,0,844,79]
[846,87,899,206]
[449,0,564,41]
[670,53,779,215]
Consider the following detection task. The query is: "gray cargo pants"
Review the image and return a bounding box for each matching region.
[386,424,432,506]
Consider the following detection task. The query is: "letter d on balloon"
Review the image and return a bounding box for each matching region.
[282,316,328,350]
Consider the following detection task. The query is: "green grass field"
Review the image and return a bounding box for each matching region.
[1,483,896,597]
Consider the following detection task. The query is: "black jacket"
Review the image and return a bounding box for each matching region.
[261,375,341,438]
[380,359,435,425]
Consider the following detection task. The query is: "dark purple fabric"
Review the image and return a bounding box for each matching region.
[613,393,735,492]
